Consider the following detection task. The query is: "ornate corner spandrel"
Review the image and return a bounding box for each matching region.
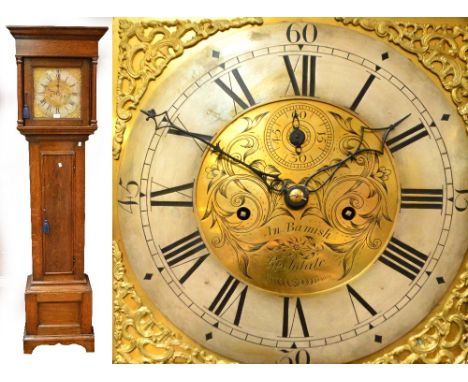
[112,241,232,364]
[336,18,468,132]
[113,17,264,160]
[368,261,468,364]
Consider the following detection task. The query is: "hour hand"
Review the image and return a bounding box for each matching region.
[140,108,287,190]
[140,108,214,147]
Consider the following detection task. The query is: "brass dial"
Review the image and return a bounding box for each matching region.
[115,19,468,364]
[33,67,81,119]
[195,98,399,295]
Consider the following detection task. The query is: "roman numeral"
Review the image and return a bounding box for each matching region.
[386,122,429,153]
[401,188,443,210]
[214,68,256,111]
[160,231,209,284]
[350,74,376,111]
[150,181,193,207]
[346,285,377,323]
[208,275,248,326]
[282,297,310,338]
[283,55,317,97]
[379,237,428,281]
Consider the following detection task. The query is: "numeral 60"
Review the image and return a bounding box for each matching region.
[286,24,318,43]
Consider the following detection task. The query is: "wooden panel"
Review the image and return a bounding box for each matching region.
[41,151,75,275]
[37,300,82,334]
[38,302,80,325]
[16,39,98,57]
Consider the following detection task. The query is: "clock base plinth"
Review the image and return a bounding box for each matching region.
[23,275,94,354]
[23,330,95,354]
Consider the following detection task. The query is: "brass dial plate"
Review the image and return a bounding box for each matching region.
[115,19,468,363]
[33,67,81,119]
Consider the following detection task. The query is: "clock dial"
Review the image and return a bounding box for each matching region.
[116,21,468,363]
[33,67,81,119]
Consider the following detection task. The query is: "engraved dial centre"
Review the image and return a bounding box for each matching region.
[195,98,400,296]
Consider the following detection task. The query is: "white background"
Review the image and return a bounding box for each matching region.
[0,1,465,382]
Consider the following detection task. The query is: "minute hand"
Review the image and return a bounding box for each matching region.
[302,113,412,193]
[141,109,285,185]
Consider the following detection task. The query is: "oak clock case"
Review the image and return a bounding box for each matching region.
[8,26,107,354]
[113,19,468,363]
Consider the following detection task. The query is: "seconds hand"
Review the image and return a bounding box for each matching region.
[141,109,286,188]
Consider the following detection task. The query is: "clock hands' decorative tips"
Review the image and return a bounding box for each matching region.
[302,113,411,193]
[141,108,286,188]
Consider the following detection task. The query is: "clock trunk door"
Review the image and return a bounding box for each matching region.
[41,151,75,277]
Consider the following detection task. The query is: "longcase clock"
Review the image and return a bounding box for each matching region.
[8,26,107,353]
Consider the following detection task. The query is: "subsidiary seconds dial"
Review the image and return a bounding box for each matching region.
[264,102,334,169]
